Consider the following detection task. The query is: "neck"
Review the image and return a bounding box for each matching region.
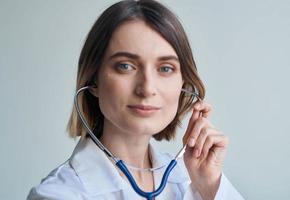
[100,123,152,169]
[99,120,155,192]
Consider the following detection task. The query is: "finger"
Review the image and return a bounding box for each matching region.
[183,101,211,144]
[193,101,212,119]
[183,102,213,145]
[185,117,213,147]
[182,109,200,145]
[193,127,220,158]
[200,134,228,159]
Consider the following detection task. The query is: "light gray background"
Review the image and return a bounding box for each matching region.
[1,0,289,199]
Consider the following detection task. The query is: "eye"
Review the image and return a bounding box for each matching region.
[158,66,174,73]
[116,63,135,71]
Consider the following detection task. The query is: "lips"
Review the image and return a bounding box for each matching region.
[127,105,161,110]
[127,104,161,117]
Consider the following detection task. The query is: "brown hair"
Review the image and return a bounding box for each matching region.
[67,0,205,141]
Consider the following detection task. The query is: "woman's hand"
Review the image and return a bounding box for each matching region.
[183,101,229,200]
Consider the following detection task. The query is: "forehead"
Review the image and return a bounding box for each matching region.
[104,20,178,59]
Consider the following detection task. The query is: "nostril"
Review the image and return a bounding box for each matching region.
[135,85,157,97]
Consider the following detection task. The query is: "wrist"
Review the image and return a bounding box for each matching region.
[190,173,222,200]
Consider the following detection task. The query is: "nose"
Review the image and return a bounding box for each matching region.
[134,68,157,98]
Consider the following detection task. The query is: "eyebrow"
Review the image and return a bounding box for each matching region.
[108,51,179,62]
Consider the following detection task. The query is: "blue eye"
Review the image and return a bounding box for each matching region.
[159,66,174,73]
[117,63,134,71]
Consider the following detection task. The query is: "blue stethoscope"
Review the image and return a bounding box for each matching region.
[74,85,201,200]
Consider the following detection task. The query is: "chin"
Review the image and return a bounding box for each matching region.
[125,125,158,136]
[123,119,170,136]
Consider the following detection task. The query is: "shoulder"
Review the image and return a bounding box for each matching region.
[27,161,87,200]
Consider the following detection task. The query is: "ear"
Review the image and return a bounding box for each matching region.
[89,86,99,98]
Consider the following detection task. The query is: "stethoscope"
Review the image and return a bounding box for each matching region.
[74,85,201,200]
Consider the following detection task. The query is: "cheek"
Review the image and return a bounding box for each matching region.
[99,72,131,97]
[166,90,181,114]
[97,74,131,117]
[162,77,183,108]
[152,90,181,133]
[159,82,183,123]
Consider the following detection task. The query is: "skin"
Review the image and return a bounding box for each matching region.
[93,20,229,199]
[183,103,229,200]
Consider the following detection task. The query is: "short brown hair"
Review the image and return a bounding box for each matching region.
[67,0,205,141]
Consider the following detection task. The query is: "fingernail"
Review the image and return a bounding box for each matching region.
[188,138,195,147]
[195,103,201,110]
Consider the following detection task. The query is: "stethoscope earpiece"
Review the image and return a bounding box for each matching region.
[181,88,201,101]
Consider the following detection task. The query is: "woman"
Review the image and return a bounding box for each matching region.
[27,0,244,199]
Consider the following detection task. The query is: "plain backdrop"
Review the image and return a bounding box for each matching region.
[1,0,290,199]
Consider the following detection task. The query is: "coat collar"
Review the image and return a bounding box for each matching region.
[69,137,189,196]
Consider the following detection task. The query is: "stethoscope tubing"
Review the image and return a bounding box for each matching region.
[116,160,177,200]
[74,85,200,200]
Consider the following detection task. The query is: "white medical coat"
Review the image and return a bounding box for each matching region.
[27,137,244,200]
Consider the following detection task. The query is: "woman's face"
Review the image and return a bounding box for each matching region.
[95,20,183,137]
